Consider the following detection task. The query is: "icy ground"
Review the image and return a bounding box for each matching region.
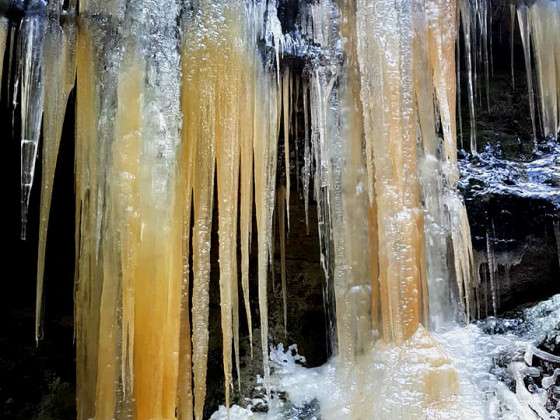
[212,295,560,419]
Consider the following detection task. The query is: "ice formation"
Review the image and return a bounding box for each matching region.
[7,0,559,419]
[515,0,560,141]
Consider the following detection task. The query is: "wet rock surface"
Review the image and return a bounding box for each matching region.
[458,55,560,317]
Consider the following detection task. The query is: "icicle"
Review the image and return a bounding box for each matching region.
[177,31,196,418]
[459,0,478,154]
[304,0,373,363]
[240,53,254,359]
[0,17,8,98]
[293,75,301,197]
[415,0,452,330]
[478,0,490,111]
[282,68,291,228]
[486,231,497,316]
[183,12,216,419]
[528,0,559,138]
[447,192,475,320]
[489,1,494,79]
[510,3,516,90]
[253,62,279,393]
[517,4,538,143]
[35,4,76,343]
[302,80,311,234]
[457,8,463,149]
[7,21,14,100]
[309,64,338,352]
[426,0,459,184]
[214,6,246,404]
[74,19,100,420]
[278,186,288,337]
[19,3,47,239]
[553,220,560,270]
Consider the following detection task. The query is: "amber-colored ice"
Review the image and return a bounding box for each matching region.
[74,24,100,420]
[357,0,428,342]
[182,10,217,418]
[33,0,491,418]
[253,63,280,391]
[75,1,184,418]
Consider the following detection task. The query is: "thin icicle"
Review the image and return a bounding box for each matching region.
[240,59,254,359]
[517,4,538,144]
[447,192,475,321]
[302,80,311,234]
[486,231,497,316]
[253,62,279,396]
[282,68,291,228]
[553,221,560,271]
[457,8,463,149]
[528,0,559,138]
[478,0,490,111]
[293,75,301,196]
[510,3,516,90]
[459,0,478,154]
[277,186,288,337]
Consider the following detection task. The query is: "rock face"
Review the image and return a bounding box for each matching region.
[457,24,560,316]
[462,188,560,316]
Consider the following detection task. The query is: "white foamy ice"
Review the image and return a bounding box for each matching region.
[213,295,560,419]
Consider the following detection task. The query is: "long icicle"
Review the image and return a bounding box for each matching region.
[253,60,279,395]
[183,17,216,419]
[459,0,478,154]
[215,5,244,404]
[302,80,311,234]
[240,38,255,359]
[35,4,76,343]
[517,3,538,143]
[0,17,8,98]
[282,67,291,228]
[74,19,100,419]
[278,185,288,336]
[177,29,195,419]
[510,3,516,90]
[529,0,559,138]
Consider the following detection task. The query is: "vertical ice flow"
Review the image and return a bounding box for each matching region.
[36,2,77,342]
